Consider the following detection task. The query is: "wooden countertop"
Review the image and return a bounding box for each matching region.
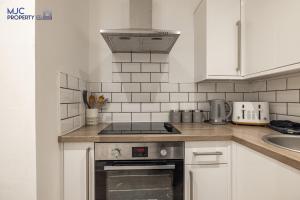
[58,123,300,170]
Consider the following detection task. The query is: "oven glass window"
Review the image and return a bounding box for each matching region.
[107,170,173,200]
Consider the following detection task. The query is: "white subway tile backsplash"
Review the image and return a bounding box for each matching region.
[198,83,215,92]
[277,90,299,102]
[251,81,267,92]
[88,82,101,92]
[216,82,234,92]
[60,73,67,88]
[68,75,79,90]
[198,102,210,111]
[170,93,188,102]
[288,103,300,116]
[132,73,150,82]
[189,93,206,102]
[141,83,160,92]
[151,73,168,82]
[235,82,251,92]
[112,63,122,72]
[132,113,151,122]
[226,93,244,102]
[161,103,179,112]
[141,103,160,112]
[113,113,131,122]
[161,64,169,72]
[207,93,225,100]
[277,115,300,123]
[267,78,286,91]
[180,103,197,110]
[180,83,197,92]
[74,91,82,103]
[112,53,131,62]
[132,53,150,62]
[68,104,79,117]
[61,118,74,133]
[151,93,169,102]
[244,92,259,101]
[270,103,287,115]
[122,103,141,112]
[132,93,150,102]
[151,113,169,122]
[60,104,67,119]
[98,113,112,123]
[79,80,87,91]
[73,116,81,129]
[259,91,276,102]
[60,88,74,103]
[122,83,141,92]
[102,103,122,113]
[102,83,121,92]
[112,73,131,82]
[151,54,169,63]
[141,63,160,72]
[122,63,140,72]
[287,75,300,89]
[112,93,131,102]
[161,83,179,92]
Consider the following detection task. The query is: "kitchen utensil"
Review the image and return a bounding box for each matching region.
[88,95,96,108]
[86,108,99,125]
[209,99,232,125]
[232,102,269,125]
[82,90,90,109]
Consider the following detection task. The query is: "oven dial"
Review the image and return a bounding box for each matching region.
[112,148,121,158]
[160,149,168,157]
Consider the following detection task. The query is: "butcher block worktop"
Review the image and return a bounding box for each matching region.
[58,123,300,170]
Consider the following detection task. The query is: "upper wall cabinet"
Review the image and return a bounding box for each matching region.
[242,0,300,78]
[194,0,242,82]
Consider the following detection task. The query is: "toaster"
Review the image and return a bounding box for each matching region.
[232,102,270,125]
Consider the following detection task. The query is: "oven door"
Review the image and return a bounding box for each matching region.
[95,160,183,200]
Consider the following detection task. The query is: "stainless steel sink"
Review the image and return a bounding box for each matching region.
[263,135,300,153]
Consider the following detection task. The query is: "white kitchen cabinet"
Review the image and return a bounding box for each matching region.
[232,142,300,200]
[194,0,242,82]
[64,143,94,200]
[242,0,300,78]
[185,141,232,200]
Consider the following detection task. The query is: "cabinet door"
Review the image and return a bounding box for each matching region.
[64,143,94,200]
[185,164,231,200]
[206,0,241,77]
[242,0,300,76]
[232,142,300,200]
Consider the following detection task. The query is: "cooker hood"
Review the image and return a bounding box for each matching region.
[100,0,180,54]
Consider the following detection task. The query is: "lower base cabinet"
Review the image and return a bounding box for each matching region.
[63,143,94,200]
[185,141,232,200]
[232,142,300,200]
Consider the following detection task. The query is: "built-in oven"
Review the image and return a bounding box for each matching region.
[95,142,184,200]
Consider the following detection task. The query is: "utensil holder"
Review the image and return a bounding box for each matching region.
[86,108,99,125]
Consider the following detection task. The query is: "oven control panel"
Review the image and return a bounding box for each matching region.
[95,142,184,160]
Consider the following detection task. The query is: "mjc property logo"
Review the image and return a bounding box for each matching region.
[7,7,52,20]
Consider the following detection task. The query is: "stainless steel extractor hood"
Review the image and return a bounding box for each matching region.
[100,0,180,54]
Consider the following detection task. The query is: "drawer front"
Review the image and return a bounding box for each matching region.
[185,141,231,164]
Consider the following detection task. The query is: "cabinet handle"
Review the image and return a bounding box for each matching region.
[86,147,91,200]
[236,20,242,73]
[189,170,194,200]
[193,151,223,156]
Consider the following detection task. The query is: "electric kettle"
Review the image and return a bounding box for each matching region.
[209,99,232,125]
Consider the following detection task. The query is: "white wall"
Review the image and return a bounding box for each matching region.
[0,0,37,200]
[35,0,89,199]
[88,0,201,83]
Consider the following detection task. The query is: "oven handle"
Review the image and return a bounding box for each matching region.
[104,164,175,171]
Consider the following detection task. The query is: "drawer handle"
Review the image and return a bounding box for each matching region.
[193,151,223,156]
[189,170,194,200]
